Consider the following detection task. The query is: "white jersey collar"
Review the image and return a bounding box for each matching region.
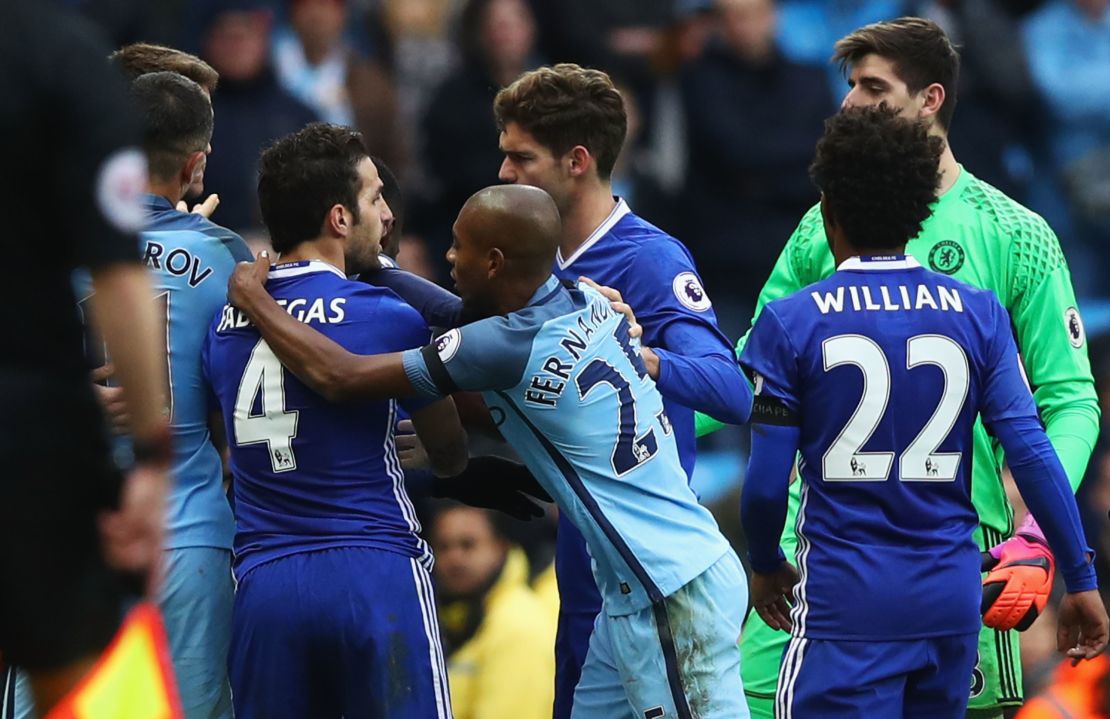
[837,255,922,271]
[556,198,630,270]
[268,259,347,280]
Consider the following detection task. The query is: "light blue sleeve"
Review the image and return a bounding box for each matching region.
[401,315,538,398]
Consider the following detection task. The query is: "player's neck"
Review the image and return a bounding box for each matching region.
[834,245,908,267]
[495,275,547,316]
[279,238,346,274]
[559,184,618,260]
[935,135,961,196]
[146,178,186,207]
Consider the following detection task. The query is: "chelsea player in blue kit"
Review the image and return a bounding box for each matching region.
[204,124,467,718]
[493,65,752,718]
[227,183,752,719]
[740,107,1108,719]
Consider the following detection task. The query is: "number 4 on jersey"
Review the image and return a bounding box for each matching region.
[234,339,299,472]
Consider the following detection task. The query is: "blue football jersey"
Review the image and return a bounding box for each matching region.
[552,199,732,479]
[404,275,731,616]
[202,260,435,578]
[75,194,251,549]
[740,256,1040,640]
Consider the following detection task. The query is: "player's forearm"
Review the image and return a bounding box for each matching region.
[364,267,463,329]
[89,262,171,457]
[1041,396,1101,492]
[655,348,751,425]
[742,423,799,572]
[993,415,1097,592]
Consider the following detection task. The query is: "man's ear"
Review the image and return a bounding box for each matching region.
[567,145,592,178]
[325,204,352,238]
[183,150,207,187]
[487,247,505,279]
[919,82,946,122]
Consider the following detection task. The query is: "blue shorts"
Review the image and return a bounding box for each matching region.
[229,547,451,719]
[159,546,234,719]
[554,513,602,719]
[571,551,748,719]
[775,634,978,719]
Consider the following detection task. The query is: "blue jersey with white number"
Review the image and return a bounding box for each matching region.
[739,256,1040,640]
[202,260,434,578]
[404,275,731,616]
[75,194,251,550]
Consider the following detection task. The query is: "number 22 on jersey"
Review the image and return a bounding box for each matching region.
[823,333,968,483]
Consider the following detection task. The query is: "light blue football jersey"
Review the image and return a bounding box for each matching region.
[75,194,251,550]
[404,275,731,615]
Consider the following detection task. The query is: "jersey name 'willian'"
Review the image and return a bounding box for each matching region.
[810,283,964,315]
[524,296,615,408]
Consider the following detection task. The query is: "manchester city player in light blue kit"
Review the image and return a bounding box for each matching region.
[227,183,752,719]
[740,106,1108,719]
[66,72,249,719]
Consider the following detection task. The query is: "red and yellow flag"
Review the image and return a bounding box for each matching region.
[45,603,182,719]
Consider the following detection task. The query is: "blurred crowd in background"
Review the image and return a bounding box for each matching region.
[72,0,1110,713]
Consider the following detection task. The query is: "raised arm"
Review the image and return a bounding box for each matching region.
[228,254,413,402]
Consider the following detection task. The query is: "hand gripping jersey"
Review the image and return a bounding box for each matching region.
[404,276,732,616]
[202,260,435,578]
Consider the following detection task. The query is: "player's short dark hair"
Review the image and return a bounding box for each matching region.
[129,71,214,180]
[833,17,960,131]
[494,63,627,180]
[258,123,369,253]
[111,43,219,93]
[810,105,943,251]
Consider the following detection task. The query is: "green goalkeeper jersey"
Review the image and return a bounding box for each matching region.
[701,165,1099,529]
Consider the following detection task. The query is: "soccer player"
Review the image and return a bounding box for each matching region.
[203,123,467,719]
[111,42,221,218]
[694,18,1102,719]
[226,183,750,719]
[0,3,176,715]
[128,71,250,718]
[493,64,752,717]
[739,105,1107,719]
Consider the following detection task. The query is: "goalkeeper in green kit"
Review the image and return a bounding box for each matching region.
[696,17,1101,719]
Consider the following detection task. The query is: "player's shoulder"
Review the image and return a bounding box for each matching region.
[611,210,693,264]
[144,204,252,264]
[953,171,1058,248]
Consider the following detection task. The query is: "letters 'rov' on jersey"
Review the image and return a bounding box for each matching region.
[740,256,1040,640]
[403,275,731,615]
[203,260,435,578]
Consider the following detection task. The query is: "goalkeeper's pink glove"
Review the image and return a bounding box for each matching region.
[981,514,1055,632]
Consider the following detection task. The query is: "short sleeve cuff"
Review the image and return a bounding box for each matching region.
[402,348,444,398]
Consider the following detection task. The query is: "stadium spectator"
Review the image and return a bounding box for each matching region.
[679,0,833,319]
[200,2,317,235]
[429,503,556,719]
[272,0,404,171]
[1022,0,1110,292]
[378,0,458,183]
[1016,652,1110,718]
[417,0,542,254]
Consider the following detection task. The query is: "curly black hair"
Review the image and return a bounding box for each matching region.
[810,105,943,251]
[258,122,369,253]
